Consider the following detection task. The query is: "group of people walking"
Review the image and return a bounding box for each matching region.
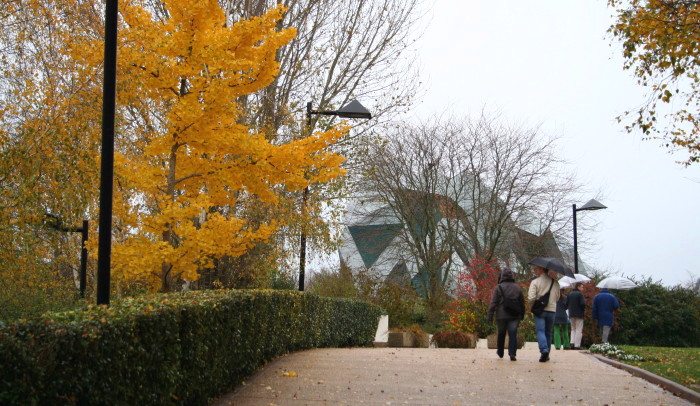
[486,264,620,362]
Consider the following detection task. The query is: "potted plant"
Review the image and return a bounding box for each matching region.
[431,331,477,348]
[486,333,525,349]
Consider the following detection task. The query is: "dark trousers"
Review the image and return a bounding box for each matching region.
[496,318,520,356]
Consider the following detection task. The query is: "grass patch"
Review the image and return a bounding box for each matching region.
[618,346,700,392]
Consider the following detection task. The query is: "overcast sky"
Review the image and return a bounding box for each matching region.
[405,0,700,286]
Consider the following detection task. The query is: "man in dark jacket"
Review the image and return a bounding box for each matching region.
[487,267,525,361]
[567,283,586,349]
[592,288,620,343]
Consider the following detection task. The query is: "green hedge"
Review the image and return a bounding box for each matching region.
[0,289,383,405]
[614,282,700,347]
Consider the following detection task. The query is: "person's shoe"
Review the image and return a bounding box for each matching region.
[496,350,504,359]
[564,347,571,350]
[510,355,517,361]
[539,352,549,362]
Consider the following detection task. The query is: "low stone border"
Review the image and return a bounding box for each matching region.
[587,352,700,404]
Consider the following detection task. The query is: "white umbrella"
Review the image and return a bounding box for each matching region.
[596,276,637,290]
[558,274,591,288]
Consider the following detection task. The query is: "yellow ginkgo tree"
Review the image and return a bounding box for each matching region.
[1,0,347,297]
[72,0,348,292]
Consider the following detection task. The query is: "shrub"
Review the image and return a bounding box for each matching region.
[579,277,700,347]
[614,279,700,347]
[0,289,382,405]
[431,331,476,348]
[0,265,82,321]
[309,267,422,330]
[518,312,537,342]
[443,255,530,338]
[444,299,494,337]
[403,324,431,348]
[374,280,423,329]
[307,267,357,298]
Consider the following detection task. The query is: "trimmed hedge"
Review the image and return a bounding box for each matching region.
[0,289,382,405]
[614,283,700,347]
[577,279,700,347]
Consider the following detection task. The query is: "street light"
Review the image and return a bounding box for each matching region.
[572,199,607,274]
[96,0,119,305]
[299,100,372,291]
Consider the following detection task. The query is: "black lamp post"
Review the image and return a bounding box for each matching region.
[97,0,119,305]
[298,100,372,291]
[572,199,607,274]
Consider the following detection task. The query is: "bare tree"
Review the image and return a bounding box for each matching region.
[222,0,422,139]
[211,0,425,284]
[358,114,584,310]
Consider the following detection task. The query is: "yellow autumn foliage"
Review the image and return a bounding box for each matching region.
[1,0,349,295]
[609,0,700,165]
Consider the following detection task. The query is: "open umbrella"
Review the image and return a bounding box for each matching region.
[528,256,575,278]
[558,274,591,289]
[596,277,637,290]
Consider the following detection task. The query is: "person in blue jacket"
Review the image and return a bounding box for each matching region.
[591,288,620,343]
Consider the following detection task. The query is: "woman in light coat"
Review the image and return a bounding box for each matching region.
[528,266,560,362]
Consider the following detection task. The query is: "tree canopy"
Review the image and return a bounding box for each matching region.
[0,0,349,295]
[609,0,700,165]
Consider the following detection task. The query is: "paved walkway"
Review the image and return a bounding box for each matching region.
[212,347,695,405]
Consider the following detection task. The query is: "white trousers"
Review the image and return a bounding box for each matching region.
[601,326,611,343]
[570,317,584,347]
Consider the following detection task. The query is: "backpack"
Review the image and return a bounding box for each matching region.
[498,285,521,317]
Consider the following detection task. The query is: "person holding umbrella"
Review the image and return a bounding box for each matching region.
[527,257,568,362]
[592,287,621,343]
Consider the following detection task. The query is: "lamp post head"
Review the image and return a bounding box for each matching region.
[577,199,607,211]
[335,99,372,119]
[308,99,372,120]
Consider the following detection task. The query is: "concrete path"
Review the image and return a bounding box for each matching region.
[212,347,694,405]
